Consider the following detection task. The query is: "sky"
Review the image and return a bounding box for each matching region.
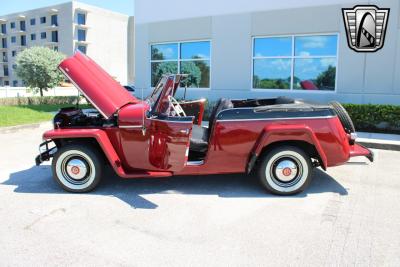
[0,0,135,16]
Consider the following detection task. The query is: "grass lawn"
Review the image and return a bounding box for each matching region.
[0,104,91,127]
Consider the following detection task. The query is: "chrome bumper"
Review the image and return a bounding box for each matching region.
[35,140,57,166]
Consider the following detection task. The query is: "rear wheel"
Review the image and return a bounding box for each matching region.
[258,146,312,195]
[52,144,103,193]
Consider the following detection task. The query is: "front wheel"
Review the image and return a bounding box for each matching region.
[258,146,312,195]
[52,144,103,193]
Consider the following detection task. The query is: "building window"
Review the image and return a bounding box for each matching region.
[77,29,86,41]
[51,31,58,42]
[2,52,7,62]
[4,80,9,86]
[77,45,87,54]
[12,51,16,57]
[53,46,58,52]
[11,36,16,43]
[10,22,15,29]
[4,65,9,76]
[13,80,18,87]
[77,13,86,25]
[20,20,26,31]
[252,34,338,91]
[20,35,26,46]
[31,33,36,41]
[41,32,46,39]
[1,24,6,34]
[1,38,6,48]
[51,15,58,26]
[30,18,36,26]
[40,16,46,24]
[150,41,211,88]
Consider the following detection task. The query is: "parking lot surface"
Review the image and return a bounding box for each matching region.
[1,122,400,266]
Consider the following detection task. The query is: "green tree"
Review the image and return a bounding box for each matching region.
[152,62,178,86]
[15,47,65,97]
[316,65,336,90]
[180,61,202,87]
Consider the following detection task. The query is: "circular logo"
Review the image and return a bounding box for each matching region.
[282,167,292,176]
[71,166,80,175]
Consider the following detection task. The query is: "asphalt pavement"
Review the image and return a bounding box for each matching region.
[0,122,399,266]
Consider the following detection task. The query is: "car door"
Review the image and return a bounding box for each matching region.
[148,116,193,171]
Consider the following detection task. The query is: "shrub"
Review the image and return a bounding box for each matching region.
[0,96,79,106]
[343,103,400,134]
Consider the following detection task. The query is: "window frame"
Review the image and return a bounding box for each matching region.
[149,39,212,90]
[251,33,339,93]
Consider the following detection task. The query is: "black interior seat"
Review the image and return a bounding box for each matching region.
[189,98,233,154]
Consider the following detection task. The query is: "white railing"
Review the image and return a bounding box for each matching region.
[0,86,79,98]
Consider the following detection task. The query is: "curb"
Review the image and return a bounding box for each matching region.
[0,121,51,134]
[357,141,400,152]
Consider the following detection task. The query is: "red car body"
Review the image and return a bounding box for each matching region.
[36,52,373,194]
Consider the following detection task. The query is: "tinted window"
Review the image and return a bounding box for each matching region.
[20,21,26,31]
[20,35,26,46]
[77,29,86,41]
[151,43,178,60]
[30,18,36,25]
[77,45,87,54]
[40,17,46,24]
[295,35,338,56]
[253,59,291,89]
[180,41,210,59]
[51,15,58,26]
[31,33,36,40]
[41,32,46,39]
[11,36,16,43]
[294,58,336,90]
[254,37,292,57]
[51,31,58,42]
[1,24,6,34]
[1,38,6,48]
[10,22,15,29]
[151,61,178,87]
[77,13,86,25]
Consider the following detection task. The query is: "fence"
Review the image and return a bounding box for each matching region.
[0,87,79,98]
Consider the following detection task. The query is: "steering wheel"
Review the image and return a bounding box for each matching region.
[168,95,186,117]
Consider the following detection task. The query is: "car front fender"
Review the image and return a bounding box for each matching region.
[43,129,126,176]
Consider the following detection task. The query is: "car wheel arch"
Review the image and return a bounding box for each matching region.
[247,125,328,173]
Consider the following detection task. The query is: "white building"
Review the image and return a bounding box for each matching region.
[0,1,131,87]
[134,0,400,104]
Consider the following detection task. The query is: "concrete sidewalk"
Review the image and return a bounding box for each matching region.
[357,132,400,151]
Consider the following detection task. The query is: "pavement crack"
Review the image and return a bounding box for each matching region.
[24,208,66,230]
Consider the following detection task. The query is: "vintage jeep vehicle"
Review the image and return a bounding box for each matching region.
[36,52,373,195]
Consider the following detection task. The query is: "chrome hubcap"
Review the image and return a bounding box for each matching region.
[274,159,298,182]
[65,158,88,180]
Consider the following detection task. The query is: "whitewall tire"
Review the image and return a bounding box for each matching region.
[258,146,312,195]
[52,144,103,193]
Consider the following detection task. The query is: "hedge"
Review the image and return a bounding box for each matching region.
[342,103,400,134]
[0,96,79,106]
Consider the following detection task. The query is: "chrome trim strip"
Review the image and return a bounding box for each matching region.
[217,115,336,122]
[59,68,109,119]
[148,118,194,124]
[119,125,143,129]
[186,160,204,166]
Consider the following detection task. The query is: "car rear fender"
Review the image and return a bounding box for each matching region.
[247,124,328,173]
[43,129,127,177]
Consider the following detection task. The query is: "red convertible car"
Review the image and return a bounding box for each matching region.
[36,52,373,195]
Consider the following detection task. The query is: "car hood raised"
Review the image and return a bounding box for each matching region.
[59,52,138,119]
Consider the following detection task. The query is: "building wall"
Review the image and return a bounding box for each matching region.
[135,0,400,104]
[73,2,129,84]
[0,1,131,86]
